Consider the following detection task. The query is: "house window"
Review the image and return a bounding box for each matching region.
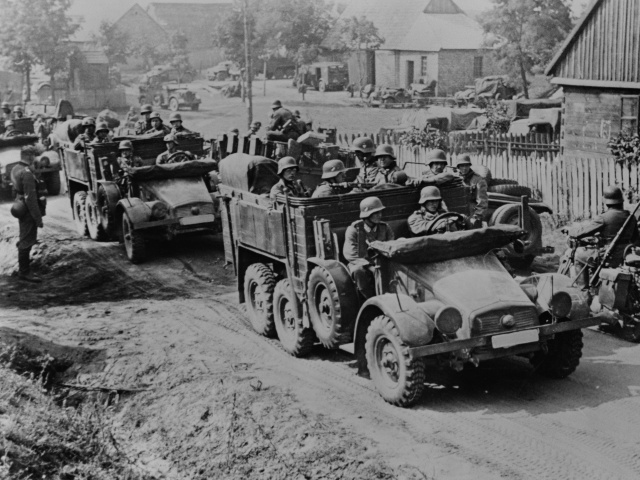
[621,96,639,135]
[421,56,428,77]
[473,57,483,78]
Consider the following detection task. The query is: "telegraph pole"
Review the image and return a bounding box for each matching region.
[243,0,253,127]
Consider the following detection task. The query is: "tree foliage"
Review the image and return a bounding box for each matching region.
[484,101,511,134]
[339,16,384,51]
[95,21,130,65]
[480,0,573,98]
[399,127,449,151]
[168,31,191,81]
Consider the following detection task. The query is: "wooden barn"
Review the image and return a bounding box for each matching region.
[546,0,640,159]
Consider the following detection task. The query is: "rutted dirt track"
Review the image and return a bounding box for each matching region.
[2,196,640,479]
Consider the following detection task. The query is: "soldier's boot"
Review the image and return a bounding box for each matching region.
[17,248,41,283]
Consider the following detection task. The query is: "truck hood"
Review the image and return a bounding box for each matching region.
[139,177,212,210]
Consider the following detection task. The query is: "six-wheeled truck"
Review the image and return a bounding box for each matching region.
[218,153,601,407]
[61,134,218,263]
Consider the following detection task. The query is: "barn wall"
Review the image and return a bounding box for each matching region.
[374,50,399,87]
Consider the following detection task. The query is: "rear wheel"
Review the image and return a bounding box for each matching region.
[73,191,89,237]
[307,266,345,349]
[43,171,61,195]
[531,327,583,378]
[169,97,179,111]
[85,194,108,241]
[122,214,146,263]
[244,263,276,337]
[97,186,116,238]
[273,279,316,356]
[366,315,425,407]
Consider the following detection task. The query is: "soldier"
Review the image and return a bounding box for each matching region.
[73,117,96,150]
[12,105,24,119]
[293,110,307,135]
[125,106,138,128]
[3,120,20,138]
[135,104,153,134]
[343,197,394,299]
[90,122,113,144]
[145,112,171,136]
[311,159,353,198]
[266,99,301,142]
[456,155,488,229]
[408,186,460,236]
[408,149,456,187]
[169,112,192,135]
[351,136,378,185]
[569,185,640,286]
[156,134,193,164]
[270,156,310,200]
[1,101,11,121]
[10,145,44,282]
[373,144,402,186]
[246,121,261,137]
[117,140,143,170]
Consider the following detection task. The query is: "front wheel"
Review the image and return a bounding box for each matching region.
[85,194,108,241]
[122,214,146,263]
[73,191,89,237]
[531,327,583,378]
[365,315,425,407]
[243,263,276,337]
[273,279,316,356]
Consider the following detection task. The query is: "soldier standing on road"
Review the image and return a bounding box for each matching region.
[408,186,460,236]
[169,112,192,135]
[73,117,96,151]
[407,149,456,187]
[270,156,310,200]
[10,145,44,283]
[456,155,488,229]
[266,100,301,142]
[312,159,353,198]
[90,122,113,144]
[373,144,402,186]
[145,112,171,136]
[135,104,154,134]
[343,197,394,299]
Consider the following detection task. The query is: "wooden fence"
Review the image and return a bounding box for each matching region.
[449,131,560,158]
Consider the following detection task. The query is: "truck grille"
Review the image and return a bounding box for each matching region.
[175,202,214,218]
[472,308,538,336]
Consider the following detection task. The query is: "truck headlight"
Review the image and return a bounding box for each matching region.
[549,291,572,318]
[148,201,168,219]
[434,306,463,335]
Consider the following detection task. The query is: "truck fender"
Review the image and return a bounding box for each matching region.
[306,257,359,332]
[353,294,435,373]
[519,273,589,320]
[116,197,151,226]
[38,150,61,168]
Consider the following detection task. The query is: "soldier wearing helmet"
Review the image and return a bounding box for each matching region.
[145,112,171,136]
[12,105,24,119]
[351,136,378,186]
[135,104,154,134]
[408,186,461,236]
[73,117,97,150]
[1,101,11,122]
[3,119,19,138]
[270,156,310,200]
[343,196,394,299]
[407,149,456,187]
[293,109,307,135]
[312,159,353,198]
[568,185,640,286]
[266,99,301,142]
[456,154,487,229]
[246,121,262,137]
[373,144,402,186]
[117,140,143,171]
[156,133,193,164]
[91,122,113,144]
[169,112,192,135]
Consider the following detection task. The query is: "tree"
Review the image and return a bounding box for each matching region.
[95,21,130,65]
[0,0,79,101]
[168,31,191,82]
[212,0,265,66]
[480,0,573,98]
[339,16,384,88]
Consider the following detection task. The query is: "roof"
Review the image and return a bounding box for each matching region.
[71,41,109,64]
[327,0,485,52]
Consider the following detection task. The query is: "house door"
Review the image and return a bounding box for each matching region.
[406,61,414,87]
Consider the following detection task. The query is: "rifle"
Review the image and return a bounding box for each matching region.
[589,202,640,287]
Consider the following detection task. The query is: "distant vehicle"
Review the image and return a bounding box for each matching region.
[140,65,196,85]
[409,79,437,104]
[508,108,562,136]
[455,76,518,105]
[295,62,348,91]
[139,83,201,111]
[205,61,240,81]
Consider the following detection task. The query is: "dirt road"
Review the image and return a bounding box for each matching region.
[1,194,639,480]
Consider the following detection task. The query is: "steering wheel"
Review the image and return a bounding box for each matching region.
[425,212,466,235]
[165,151,190,164]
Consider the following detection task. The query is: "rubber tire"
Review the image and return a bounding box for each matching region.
[488,184,533,197]
[490,204,542,257]
[489,178,518,187]
[169,97,179,112]
[43,171,61,195]
[530,328,583,378]
[122,214,146,264]
[97,185,116,238]
[191,104,199,111]
[471,164,492,183]
[243,263,277,338]
[73,191,89,237]
[273,279,316,357]
[85,194,108,241]
[307,266,346,349]
[365,315,426,407]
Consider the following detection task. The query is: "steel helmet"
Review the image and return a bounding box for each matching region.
[169,112,182,123]
[140,104,153,114]
[150,112,162,120]
[1,101,9,109]
[163,133,179,144]
[277,156,298,175]
[322,159,346,179]
[373,143,396,159]
[427,149,447,164]
[96,122,109,133]
[4,119,14,128]
[456,154,472,167]
[351,136,376,154]
[293,109,301,117]
[12,105,23,113]
[271,99,282,108]
[82,116,96,126]
[603,185,623,205]
[118,140,133,150]
[390,170,408,186]
[251,121,261,128]
[419,186,442,204]
[360,196,385,218]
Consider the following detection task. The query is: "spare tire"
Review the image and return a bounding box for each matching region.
[490,204,542,258]
[471,164,492,183]
[488,184,533,197]
[489,178,518,187]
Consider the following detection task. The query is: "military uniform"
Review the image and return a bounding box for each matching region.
[118,155,143,171]
[311,181,352,198]
[343,219,394,298]
[90,134,113,144]
[408,204,452,236]
[266,107,300,142]
[415,170,456,186]
[374,165,402,186]
[270,179,309,200]
[172,125,192,135]
[145,124,171,136]
[355,163,379,184]
[135,118,151,135]
[11,161,43,279]
[73,132,95,150]
[460,170,488,227]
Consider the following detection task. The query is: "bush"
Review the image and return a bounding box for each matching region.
[608,133,640,165]
[484,101,511,134]
[398,127,448,151]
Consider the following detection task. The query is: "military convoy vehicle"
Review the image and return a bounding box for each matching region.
[60,129,217,263]
[217,152,601,407]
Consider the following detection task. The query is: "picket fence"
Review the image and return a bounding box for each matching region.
[334,132,634,220]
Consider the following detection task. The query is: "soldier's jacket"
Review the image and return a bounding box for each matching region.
[73,132,95,150]
[145,124,171,136]
[118,155,143,171]
[416,170,456,186]
[172,125,192,135]
[135,118,151,135]
[460,171,488,218]
[11,161,42,225]
[90,134,113,144]
[374,165,402,185]
[343,219,394,265]
[408,203,451,236]
[270,178,309,200]
[311,181,353,198]
[355,163,379,184]
[155,149,193,165]
[268,107,300,134]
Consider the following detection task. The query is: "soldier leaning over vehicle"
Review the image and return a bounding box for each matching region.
[270,156,311,200]
[90,122,113,144]
[266,99,301,142]
[145,112,171,136]
[407,149,456,187]
[408,186,460,236]
[10,145,45,283]
[73,117,97,151]
[135,104,153,134]
[373,144,402,186]
[311,159,354,198]
[169,112,192,135]
[456,154,488,229]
